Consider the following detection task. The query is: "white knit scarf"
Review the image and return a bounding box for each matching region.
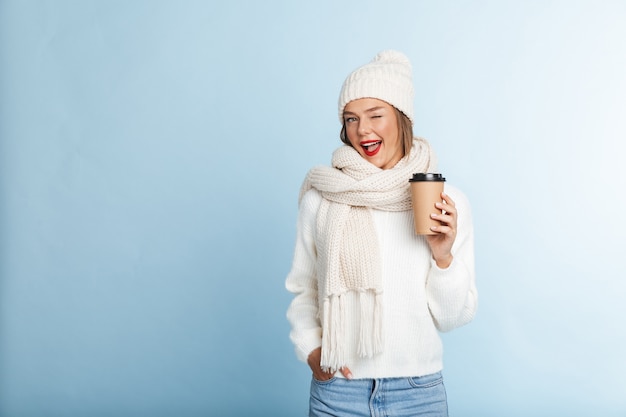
[299,137,437,372]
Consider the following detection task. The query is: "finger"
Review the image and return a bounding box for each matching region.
[431,212,456,229]
[340,367,353,380]
[312,365,335,380]
[435,201,457,217]
[441,192,456,207]
[430,224,454,235]
[315,371,335,381]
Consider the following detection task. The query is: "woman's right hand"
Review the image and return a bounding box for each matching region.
[307,347,353,380]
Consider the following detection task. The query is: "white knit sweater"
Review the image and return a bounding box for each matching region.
[285,184,477,379]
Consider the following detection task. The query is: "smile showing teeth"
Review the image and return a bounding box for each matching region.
[363,141,381,150]
[361,140,382,156]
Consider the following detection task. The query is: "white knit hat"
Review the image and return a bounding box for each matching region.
[338,50,414,124]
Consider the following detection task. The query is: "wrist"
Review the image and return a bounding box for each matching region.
[434,253,453,269]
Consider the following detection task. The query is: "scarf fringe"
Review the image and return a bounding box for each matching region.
[357,290,384,358]
[321,295,345,373]
[321,291,384,372]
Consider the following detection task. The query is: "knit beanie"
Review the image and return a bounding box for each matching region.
[338,50,414,124]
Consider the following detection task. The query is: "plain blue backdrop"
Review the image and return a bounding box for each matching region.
[1,1,625,416]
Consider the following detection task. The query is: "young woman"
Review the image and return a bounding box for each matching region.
[286,50,477,417]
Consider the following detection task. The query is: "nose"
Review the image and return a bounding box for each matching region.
[358,120,371,135]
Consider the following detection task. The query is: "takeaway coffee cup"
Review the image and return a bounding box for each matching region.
[409,173,446,235]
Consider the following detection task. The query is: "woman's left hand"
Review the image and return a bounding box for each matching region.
[426,192,457,269]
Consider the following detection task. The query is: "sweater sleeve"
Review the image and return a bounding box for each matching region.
[426,185,478,332]
[285,189,323,363]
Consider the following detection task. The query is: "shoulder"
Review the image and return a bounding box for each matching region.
[298,188,323,220]
[443,183,473,224]
[300,188,322,208]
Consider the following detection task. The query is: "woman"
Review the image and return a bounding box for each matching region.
[285,50,477,417]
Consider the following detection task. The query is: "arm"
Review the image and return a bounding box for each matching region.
[426,186,478,332]
[285,190,323,362]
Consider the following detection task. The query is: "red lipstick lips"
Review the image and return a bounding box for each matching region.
[361,140,382,157]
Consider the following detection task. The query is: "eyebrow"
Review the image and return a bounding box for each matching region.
[343,106,386,116]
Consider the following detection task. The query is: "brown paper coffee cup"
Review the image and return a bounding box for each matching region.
[409,173,446,235]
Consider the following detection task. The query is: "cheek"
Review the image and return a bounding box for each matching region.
[345,127,359,147]
[346,135,366,155]
[386,126,401,146]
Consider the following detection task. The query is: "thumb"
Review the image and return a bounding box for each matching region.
[340,367,353,380]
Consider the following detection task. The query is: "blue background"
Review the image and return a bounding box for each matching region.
[1,1,625,416]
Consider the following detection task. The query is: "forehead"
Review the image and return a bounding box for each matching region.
[344,98,393,113]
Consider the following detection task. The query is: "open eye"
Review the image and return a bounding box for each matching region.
[345,116,357,123]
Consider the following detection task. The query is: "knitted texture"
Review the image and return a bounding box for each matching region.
[338,50,414,123]
[299,137,437,372]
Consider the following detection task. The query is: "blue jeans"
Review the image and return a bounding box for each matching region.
[309,371,448,417]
